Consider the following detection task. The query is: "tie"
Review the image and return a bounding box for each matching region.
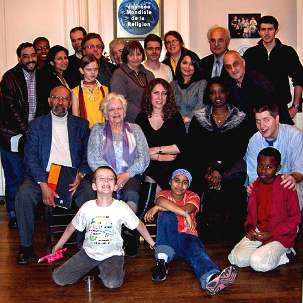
[213,59,220,77]
[265,138,277,146]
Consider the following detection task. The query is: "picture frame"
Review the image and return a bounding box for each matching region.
[114,0,163,40]
[228,13,261,39]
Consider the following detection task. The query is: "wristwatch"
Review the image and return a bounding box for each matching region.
[292,103,300,110]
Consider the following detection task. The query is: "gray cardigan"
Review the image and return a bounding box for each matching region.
[87,122,150,177]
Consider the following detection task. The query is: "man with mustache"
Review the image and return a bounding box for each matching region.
[243,15,303,125]
[15,85,95,265]
[0,42,49,229]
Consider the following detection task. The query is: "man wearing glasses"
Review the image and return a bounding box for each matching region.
[0,42,48,229]
[33,37,50,70]
[82,32,115,88]
[15,85,95,265]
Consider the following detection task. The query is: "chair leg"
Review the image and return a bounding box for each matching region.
[138,182,157,220]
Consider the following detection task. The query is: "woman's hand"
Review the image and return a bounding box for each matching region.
[117,172,130,189]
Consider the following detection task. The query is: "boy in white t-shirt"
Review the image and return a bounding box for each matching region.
[52,166,155,288]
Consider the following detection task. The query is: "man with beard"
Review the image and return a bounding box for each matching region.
[15,85,95,265]
[0,42,49,229]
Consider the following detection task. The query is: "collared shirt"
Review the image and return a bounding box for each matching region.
[245,123,303,183]
[211,55,224,78]
[23,69,37,122]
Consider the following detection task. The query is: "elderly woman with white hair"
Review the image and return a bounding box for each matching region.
[87,92,150,256]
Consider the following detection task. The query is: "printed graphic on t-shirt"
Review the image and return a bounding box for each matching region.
[88,215,114,245]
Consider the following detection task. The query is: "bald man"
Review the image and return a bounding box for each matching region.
[224,50,276,134]
[15,85,95,265]
[199,26,230,81]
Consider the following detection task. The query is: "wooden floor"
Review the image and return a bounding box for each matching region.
[0,204,302,303]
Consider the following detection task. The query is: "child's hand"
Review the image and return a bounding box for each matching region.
[255,231,272,242]
[185,213,194,232]
[247,229,257,241]
[144,206,159,222]
[246,182,254,196]
[52,244,63,254]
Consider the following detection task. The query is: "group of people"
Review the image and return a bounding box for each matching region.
[0,14,302,296]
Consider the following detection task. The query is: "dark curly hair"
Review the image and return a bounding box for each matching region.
[141,78,178,120]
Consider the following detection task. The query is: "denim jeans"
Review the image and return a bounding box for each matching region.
[53,249,124,288]
[0,147,24,219]
[155,211,220,289]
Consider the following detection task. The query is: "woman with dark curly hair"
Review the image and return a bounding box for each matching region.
[171,49,207,131]
[136,78,187,196]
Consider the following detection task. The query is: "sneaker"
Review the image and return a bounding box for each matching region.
[206,265,238,296]
[152,259,168,282]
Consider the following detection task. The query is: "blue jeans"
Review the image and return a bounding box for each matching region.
[0,147,24,219]
[155,212,220,289]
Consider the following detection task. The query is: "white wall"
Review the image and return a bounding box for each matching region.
[190,0,297,58]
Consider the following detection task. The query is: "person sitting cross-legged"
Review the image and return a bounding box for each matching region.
[144,169,238,296]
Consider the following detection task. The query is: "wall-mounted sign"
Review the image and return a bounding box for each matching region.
[114,0,163,39]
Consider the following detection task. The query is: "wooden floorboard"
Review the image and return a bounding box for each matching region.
[0,205,302,303]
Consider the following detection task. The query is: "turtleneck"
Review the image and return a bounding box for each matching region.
[47,112,72,171]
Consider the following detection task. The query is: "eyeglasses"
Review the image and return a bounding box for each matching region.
[50,95,70,102]
[36,46,50,52]
[85,44,104,50]
[165,39,179,46]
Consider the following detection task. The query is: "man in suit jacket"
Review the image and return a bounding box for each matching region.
[15,85,95,265]
[199,26,230,81]
[0,42,49,229]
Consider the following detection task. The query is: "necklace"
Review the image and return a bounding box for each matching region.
[212,111,229,125]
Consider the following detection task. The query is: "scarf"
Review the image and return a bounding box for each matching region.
[102,122,136,172]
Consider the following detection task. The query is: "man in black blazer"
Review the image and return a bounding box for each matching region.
[199,26,230,81]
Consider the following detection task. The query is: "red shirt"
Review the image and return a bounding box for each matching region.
[156,190,200,236]
[256,182,273,231]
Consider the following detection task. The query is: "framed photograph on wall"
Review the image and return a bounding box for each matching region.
[114,0,163,40]
[228,13,261,39]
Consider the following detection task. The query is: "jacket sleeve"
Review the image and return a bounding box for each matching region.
[24,120,49,183]
[77,119,91,175]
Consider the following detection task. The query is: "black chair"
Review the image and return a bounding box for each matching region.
[44,204,78,251]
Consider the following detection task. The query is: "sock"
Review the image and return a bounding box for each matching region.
[157,253,168,263]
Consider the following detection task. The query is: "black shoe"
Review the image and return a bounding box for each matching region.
[17,246,33,265]
[8,217,18,229]
[152,259,168,282]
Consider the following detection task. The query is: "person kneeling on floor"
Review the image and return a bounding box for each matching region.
[228,147,301,272]
[144,168,238,296]
[52,166,155,288]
